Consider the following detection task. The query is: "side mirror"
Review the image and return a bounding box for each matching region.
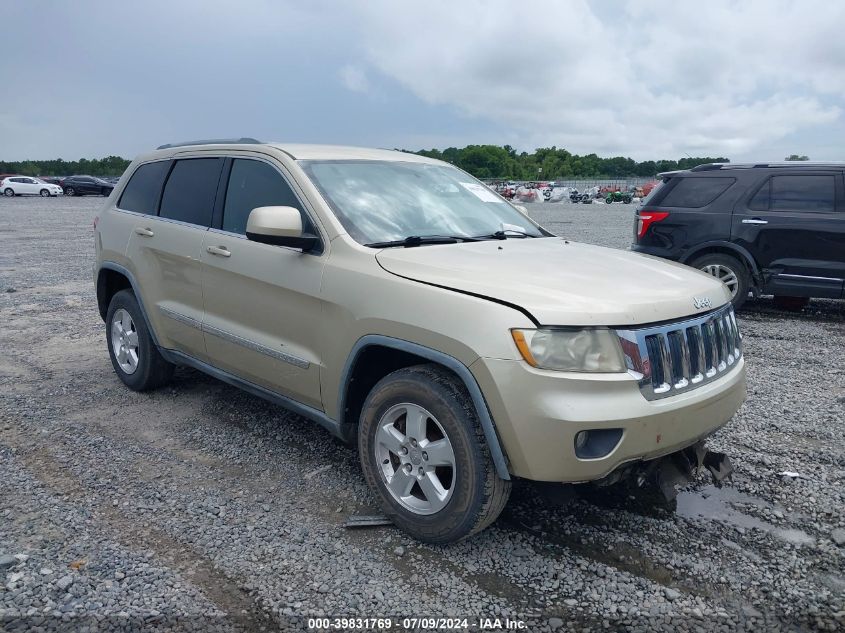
[514,204,529,215]
[245,206,318,252]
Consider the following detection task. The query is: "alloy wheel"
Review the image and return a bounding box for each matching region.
[701,263,739,297]
[375,403,456,515]
[111,308,140,374]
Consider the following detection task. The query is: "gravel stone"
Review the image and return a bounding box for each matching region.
[0,555,17,569]
[56,575,74,591]
[664,588,681,601]
[831,529,845,546]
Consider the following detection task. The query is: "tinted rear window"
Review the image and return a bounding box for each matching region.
[657,177,735,208]
[118,161,171,214]
[750,175,835,212]
[159,158,223,226]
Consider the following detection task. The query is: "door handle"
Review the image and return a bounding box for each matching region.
[206,245,231,258]
[742,218,768,225]
[134,227,154,237]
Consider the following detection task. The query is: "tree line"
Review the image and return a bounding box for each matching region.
[1,146,734,180]
[0,156,131,177]
[409,145,730,179]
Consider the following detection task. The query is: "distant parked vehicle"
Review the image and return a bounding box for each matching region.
[38,177,66,187]
[1,176,63,197]
[513,186,541,203]
[605,191,634,204]
[63,176,114,197]
[545,186,571,202]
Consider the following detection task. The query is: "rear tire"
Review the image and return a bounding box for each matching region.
[358,364,511,543]
[3,188,14,197]
[690,252,750,310]
[106,289,173,391]
[605,197,612,204]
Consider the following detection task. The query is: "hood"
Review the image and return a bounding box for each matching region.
[375,237,730,326]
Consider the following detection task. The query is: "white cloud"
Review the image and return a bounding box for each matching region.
[340,0,843,158]
[339,64,370,93]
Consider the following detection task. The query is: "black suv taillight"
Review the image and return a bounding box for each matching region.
[636,210,669,240]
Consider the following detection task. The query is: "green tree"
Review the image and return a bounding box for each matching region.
[784,154,809,161]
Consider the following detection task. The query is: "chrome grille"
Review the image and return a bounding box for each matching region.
[616,304,742,401]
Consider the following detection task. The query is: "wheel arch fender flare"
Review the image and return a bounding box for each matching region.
[339,335,511,480]
[97,262,161,348]
[680,241,761,282]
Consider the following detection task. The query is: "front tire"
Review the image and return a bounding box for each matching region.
[358,365,511,543]
[605,197,612,204]
[64,187,75,196]
[106,289,173,391]
[691,252,750,310]
[40,189,50,197]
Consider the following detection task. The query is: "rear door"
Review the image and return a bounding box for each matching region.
[732,171,845,298]
[123,157,224,359]
[200,156,325,409]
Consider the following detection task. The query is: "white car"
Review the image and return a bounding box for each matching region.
[1,177,64,197]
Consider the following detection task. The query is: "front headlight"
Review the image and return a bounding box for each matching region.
[511,328,626,372]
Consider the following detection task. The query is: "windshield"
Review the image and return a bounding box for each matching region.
[301,160,545,245]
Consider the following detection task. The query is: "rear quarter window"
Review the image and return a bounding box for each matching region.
[656,176,735,208]
[118,161,171,214]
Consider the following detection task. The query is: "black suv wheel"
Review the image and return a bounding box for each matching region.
[690,253,750,310]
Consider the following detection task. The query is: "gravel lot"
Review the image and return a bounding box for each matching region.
[1,196,843,632]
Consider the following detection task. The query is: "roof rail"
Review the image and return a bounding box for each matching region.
[156,137,262,150]
[691,161,845,171]
[690,163,728,171]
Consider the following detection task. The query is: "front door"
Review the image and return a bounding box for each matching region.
[732,171,845,298]
[200,157,325,409]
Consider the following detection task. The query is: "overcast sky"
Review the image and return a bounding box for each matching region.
[2,0,843,162]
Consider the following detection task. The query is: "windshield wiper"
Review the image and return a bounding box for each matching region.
[365,234,480,248]
[475,229,537,240]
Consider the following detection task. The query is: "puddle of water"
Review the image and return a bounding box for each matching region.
[676,485,815,546]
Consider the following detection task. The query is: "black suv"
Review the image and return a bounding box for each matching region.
[63,175,114,197]
[632,163,845,309]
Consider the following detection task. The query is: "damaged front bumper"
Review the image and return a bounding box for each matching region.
[594,440,734,501]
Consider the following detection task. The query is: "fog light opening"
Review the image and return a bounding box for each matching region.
[574,428,624,459]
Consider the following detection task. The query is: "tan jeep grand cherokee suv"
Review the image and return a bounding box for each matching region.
[94,139,746,543]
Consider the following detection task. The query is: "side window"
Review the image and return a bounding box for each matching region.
[771,175,835,212]
[118,161,171,215]
[748,179,770,210]
[159,158,223,227]
[657,177,735,208]
[222,159,313,235]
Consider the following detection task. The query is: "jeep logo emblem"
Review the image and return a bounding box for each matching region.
[693,296,712,310]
